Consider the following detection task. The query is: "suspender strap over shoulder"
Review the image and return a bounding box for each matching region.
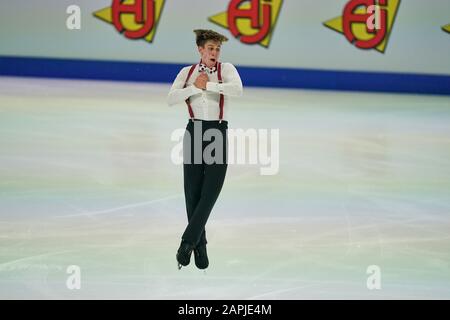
[183,64,198,121]
[217,62,224,123]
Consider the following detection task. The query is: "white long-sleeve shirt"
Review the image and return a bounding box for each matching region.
[167,62,243,121]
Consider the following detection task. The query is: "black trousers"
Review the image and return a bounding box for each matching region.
[182,119,228,247]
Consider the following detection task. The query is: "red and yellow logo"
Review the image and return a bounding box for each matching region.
[443,24,450,34]
[93,0,165,43]
[209,0,283,48]
[324,0,400,53]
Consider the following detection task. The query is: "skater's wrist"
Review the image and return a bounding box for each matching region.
[206,82,220,93]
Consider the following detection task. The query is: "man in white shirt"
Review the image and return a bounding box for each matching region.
[168,29,243,270]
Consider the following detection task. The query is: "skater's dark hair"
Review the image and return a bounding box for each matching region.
[193,29,229,47]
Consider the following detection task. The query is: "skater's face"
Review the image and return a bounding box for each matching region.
[198,40,221,68]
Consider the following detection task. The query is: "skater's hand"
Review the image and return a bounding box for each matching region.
[194,72,208,90]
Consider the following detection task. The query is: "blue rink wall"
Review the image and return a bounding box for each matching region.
[1,56,450,95]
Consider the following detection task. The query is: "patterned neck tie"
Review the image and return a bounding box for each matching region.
[198,63,217,74]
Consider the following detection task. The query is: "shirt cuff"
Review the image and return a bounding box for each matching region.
[190,85,203,95]
[206,82,220,93]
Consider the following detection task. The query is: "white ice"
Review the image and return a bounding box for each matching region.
[0,76,449,299]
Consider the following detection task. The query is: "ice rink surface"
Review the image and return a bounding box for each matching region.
[0,76,449,299]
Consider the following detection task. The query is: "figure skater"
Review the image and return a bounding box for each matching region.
[167,29,243,269]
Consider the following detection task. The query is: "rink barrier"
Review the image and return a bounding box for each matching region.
[1,56,449,95]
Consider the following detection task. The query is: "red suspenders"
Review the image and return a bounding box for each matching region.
[183,64,197,121]
[217,62,224,123]
[183,62,225,122]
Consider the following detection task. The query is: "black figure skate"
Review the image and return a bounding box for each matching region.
[194,244,209,269]
[176,241,194,269]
